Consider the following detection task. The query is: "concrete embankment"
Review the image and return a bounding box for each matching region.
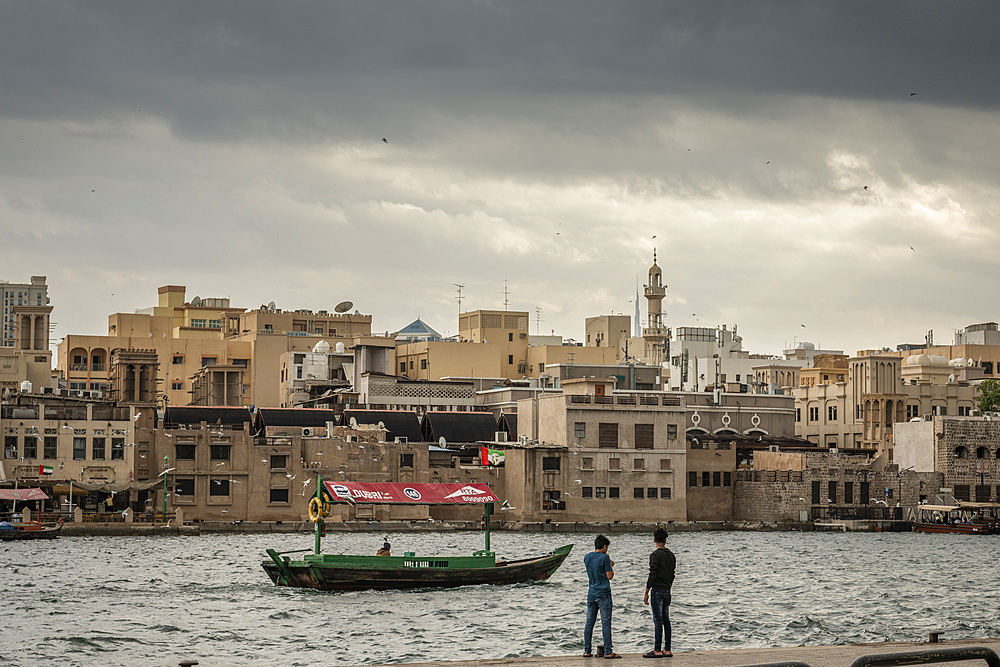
[351,638,1000,667]
[57,518,900,537]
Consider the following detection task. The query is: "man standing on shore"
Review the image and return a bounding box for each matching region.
[583,534,620,659]
[642,527,676,658]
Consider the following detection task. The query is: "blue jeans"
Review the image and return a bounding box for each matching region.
[650,589,671,651]
[584,594,613,654]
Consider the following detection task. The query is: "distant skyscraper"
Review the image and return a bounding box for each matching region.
[1,276,49,347]
[634,276,641,338]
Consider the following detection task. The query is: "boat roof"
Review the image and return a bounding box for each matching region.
[323,481,498,505]
[958,501,1000,509]
[919,504,960,512]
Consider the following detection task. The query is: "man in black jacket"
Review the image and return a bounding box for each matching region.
[642,527,676,657]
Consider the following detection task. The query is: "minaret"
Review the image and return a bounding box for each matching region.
[642,250,668,365]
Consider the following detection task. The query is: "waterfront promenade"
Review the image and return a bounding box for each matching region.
[359,639,1000,667]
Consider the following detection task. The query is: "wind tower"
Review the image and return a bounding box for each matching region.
[642,250,668,365]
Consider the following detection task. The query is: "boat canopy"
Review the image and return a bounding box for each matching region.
[323,481,498,505]
[0,488,49,501]
[919,504,959,512]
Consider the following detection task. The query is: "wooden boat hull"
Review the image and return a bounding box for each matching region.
[912,521,996,535]
[262,544,573,591]
[0,522,63,540]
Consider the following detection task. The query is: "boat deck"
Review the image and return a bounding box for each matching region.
[354,638,1000,667]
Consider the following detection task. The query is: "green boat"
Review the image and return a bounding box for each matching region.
[262,479,573,591]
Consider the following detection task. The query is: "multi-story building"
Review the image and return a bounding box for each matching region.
[458,309,530,378]
[585,315,631,353]
[1,276,49,347]
[0,299,54,395]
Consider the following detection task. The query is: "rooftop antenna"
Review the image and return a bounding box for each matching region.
[454,284,465,322]
[535,307,543,335]
[502,279,510,311]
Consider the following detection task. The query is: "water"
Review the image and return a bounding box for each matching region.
[2,530,998,666]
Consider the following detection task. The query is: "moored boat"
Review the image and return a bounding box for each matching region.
[0,521,63,540]
[261,479,573,591]
[911,503,999,535]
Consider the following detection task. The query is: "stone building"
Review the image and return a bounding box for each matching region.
[0,280,54,395]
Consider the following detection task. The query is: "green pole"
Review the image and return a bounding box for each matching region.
[484,502,491,552]
[162,455,169,524]
[314,474,323,555]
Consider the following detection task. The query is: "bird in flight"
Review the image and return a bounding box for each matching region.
[801,324,806,328]
[910,246,915,251]
[382,137,388,143]
[910,93,917,96]
[766,161,770,165]
[864,186,869,190]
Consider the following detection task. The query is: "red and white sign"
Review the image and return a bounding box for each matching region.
[0,488,49,501]
[323,481,498,505]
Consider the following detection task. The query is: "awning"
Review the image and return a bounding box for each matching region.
[323,481,498,505]
[0,488,49,501]
[919,505,960,512]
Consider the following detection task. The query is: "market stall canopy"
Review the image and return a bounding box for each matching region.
[0,488,49,501]
[323,481,498,505]
[69,479,164,493]
[919,505,960,512]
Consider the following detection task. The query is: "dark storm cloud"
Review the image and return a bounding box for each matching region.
[3,1,999,140]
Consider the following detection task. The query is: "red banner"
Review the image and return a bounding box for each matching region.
[323,481,498,505]
[0,488,49,501]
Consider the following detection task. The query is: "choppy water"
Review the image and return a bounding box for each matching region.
[2,530,998,667]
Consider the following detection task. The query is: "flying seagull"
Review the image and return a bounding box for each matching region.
[863,186,869,190]
[382,137,388,143]
[910,92,917,96]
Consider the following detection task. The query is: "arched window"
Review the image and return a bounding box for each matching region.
[954,446,969,459]
[976,447,988,459]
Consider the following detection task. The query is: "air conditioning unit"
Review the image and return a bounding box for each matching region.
[394,436,408,444]
[769,445,780,453]
[346,435,359,443]
[923,413,933,421]
[91,391,104,398]
[41,387,53,395]
[518,435,529,446]
[494,431,508,442]
[828,447,839,454]
[69,390,83,397]
[302,427,314,437]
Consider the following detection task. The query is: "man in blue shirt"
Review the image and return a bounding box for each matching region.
[583,534,620,658]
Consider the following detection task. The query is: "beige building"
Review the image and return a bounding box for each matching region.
[0,301,54,395]
[525,347,622,379]
[458,309,530,378]
[1,276,49,347]
[585,315,631,354]
[395,340,507,381]
[513,377,687,523]
[799,354,848,387]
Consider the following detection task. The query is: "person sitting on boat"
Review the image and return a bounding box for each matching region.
[376,541,391,556]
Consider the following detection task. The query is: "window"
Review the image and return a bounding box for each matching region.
[43,437,57,459]
[702,471,710,487]
[828,481,837,503]
[508,355,514,365]
[582,486,593,498]
[660,487,672,500]
[609,487,619,499]
[191,319,207,328]
[647,487,657,498]
[409,360,414,369]
[264,324,273,330]
[796,408,801,422]
[581,457,594,470]
[24,436,37,459]
[209,320,222,329]
[400,362,406,373]
[723,471,731,487]
[92,438,106,460]
[667,424,678,440]
[420,359,427,370]
[174,478,195,498]
[270,488,290,503]
[210,445,231,461]
[400,453,414,468]
[111,438,124,460]
[689,471,698,487]
[574,422,586,438]
[634,487,644,499]
[508,333,513,341]
[270,455,288,469]
[906,404,919,420]
[809,406,819,422]
[598,423,618,448]
[633,458,645,471]
[812,480,821,504]
[172,356,183,365]
[73,437,86,460]
[172,382,183,391]
[634,423,654,449]
[176,444,196,461]
[210,478,230,497]
[660,458,671,471]
[608,457,621,471]
[828,405,838,421]
[844,481,854,504]
[539,363,545,373]
[542,457,561,471]
[596,487,607,499]
[297,367,303,379]
[201,357,217,367]
[231,359,248,368]
[954,484,970,501]
[713,471,721,487]
[860,481,869,505]
[4,436,17,459]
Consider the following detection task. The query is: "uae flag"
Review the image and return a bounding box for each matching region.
[481,446,505,467]
[39,465,54,475]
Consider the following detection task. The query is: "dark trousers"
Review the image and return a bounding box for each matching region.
[584,594,613,654]
[650,589,671,651]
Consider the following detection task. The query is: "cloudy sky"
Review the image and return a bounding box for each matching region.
[3,2,999,357]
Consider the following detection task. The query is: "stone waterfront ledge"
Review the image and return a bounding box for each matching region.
[352,638,1000,667]
[55,518,903,537]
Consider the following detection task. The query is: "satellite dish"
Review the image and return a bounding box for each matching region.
[378,421,385,429]
[439,436,447,447]
[335,301,353,313]
[349,417,358,428]
[191,296,201,307]
[267,301,276,313]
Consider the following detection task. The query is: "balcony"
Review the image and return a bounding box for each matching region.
[642,326,669,338]
[644,286,666,297]
[69,364,88,372]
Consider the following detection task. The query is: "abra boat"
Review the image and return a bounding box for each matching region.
[262,478,573,591]
[0,521,63,540]
[911,503,999,535]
